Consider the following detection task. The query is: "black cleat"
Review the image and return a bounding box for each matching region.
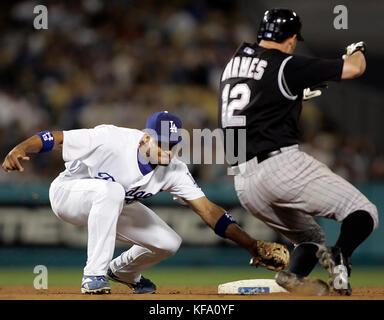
[107,267,156,294]
[275,270,329,296]
[316,245,352,296]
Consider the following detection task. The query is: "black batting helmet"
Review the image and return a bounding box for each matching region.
[257,8,304,43]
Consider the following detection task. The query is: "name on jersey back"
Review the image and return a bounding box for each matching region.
[221,56,268,82]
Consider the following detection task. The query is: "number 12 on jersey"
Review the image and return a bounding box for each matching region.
[221,83,250,128]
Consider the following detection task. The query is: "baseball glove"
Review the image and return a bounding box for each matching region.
[250,240,290,271]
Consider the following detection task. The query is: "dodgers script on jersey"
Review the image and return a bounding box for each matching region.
[58,124,204,204]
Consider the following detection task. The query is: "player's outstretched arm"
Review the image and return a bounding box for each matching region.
[184,196,290,271]
[185,196,259,253]
[2,131,63,173]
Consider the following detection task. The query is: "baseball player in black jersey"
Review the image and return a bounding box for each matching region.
[218,8,379,295]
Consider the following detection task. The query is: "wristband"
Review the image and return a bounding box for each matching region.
[36,131,55,153]
[214,212,238,238]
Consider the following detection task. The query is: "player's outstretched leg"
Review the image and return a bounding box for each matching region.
[269,220,330,295]
[275,270,329,296]
[317,210,377,296]
[275,242,329,296]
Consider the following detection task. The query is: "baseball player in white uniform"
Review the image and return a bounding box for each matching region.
[2,111,286,294]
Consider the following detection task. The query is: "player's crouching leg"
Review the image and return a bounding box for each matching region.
[153,231,182,258]
[85,181,126,270]
[82,181,126,294]
[141,228,182,268]
[107,230,181,294]
[275,227,330,296]
[93,181,126,210]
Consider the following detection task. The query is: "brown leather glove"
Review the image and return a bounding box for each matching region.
[250,240,290,271]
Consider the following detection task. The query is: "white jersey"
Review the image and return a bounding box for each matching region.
[58,124,204,205]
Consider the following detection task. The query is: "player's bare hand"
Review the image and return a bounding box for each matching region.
[2,147,30,173]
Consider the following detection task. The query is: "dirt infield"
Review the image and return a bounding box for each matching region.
[1,285,384,300]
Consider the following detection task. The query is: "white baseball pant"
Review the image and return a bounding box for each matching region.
[49,177,181,282]
[232,145,379,244]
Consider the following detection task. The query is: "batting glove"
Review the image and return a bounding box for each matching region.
[303,83,328,101]
[342,41,366,60]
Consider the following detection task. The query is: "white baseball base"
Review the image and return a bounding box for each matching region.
[218,279,288,294]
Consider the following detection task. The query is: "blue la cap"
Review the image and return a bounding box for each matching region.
[145,111,182,144]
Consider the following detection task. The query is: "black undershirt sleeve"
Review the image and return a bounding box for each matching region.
[284,55,344,95]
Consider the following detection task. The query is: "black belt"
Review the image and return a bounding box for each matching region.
[255,149,282,163]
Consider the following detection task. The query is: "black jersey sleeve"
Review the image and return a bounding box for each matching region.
[284,55,344,94]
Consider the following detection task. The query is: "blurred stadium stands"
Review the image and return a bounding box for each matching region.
[0,0,383,268]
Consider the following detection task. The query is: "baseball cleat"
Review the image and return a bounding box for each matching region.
[275,270,329,296]
[316,245,352,296]
[107,267,156,294]
[81,275,111,294]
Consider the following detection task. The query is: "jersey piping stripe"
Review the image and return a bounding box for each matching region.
[278,56,298,100]
[282,72,294,97]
